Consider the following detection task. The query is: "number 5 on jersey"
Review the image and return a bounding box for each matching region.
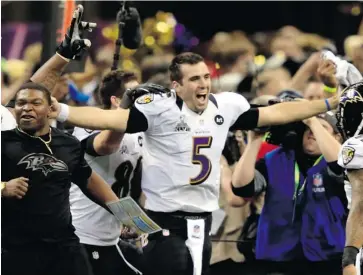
[190,136,213,185]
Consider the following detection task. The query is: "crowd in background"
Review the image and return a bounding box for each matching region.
[1,8,363,275]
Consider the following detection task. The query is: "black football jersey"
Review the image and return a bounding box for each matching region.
[1,127,92,247]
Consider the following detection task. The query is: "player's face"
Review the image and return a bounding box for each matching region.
[303,118,334,156]
[15,89,51,132]
[176,62,211,112]
[111,80,139,109]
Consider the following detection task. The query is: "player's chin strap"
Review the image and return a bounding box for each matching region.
[354,113,363,137]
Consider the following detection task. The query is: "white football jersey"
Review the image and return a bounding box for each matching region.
[134,91,250,213]
[338,135,363,209]
[70,127,143,246]
[1,105,16,130]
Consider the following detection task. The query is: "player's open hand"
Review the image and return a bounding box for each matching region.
[2,177,29,199]
[49,96,61,119]
[56,4,97,60]
[317,59,338,89]
[121,226,139,239]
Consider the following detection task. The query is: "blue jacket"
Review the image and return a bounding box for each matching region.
[256,148,346,261]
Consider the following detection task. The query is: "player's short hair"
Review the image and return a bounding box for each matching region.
[98,70,138,109]
[16,82,51,105]
[169,52,204,83]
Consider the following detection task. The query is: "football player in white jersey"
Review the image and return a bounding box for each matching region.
[48,51,341,275]
[69,70,144,275]
[336,81,363,275]
[1,104,17,130]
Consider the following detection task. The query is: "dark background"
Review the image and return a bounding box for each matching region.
[2,1,362,54]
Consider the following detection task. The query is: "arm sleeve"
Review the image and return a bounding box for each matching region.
[81,133,101,157]
[71,145,92,188]
[126,106,148,133]
[232,158,268,197]
[230,108,260,131]
[327,161,344,181]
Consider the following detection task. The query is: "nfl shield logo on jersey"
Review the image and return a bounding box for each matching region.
[192,225,201,239]
[342,146,355,165]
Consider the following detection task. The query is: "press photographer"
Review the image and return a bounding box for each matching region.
[231,102,348,274]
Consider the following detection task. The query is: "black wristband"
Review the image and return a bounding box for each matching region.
[342,246,359,268]
[231,182,255,198]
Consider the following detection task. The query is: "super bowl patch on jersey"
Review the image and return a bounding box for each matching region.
[136,94,154,104]
[342,146,355,165]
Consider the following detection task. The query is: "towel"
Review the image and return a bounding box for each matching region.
[321,50,363,87]
[356,248,362,275]
[185,219,205,275]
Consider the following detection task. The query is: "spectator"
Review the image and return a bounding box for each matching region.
[303,81,325,101]
[232,113,347,275]
[253,67,292,97]
[344,35,363,74]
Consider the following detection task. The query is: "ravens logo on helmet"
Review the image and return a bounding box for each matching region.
[336,81,363,140]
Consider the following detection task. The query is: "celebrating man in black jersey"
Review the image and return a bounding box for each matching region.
[1,83,120,275]
[1,7,120,275]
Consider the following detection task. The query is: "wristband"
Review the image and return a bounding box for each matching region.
[324,99,331,111]
[342,246,359,268]
[57,103,70,123]
[55,52,71,63]
[323,85,337,93]
[1,182,6,191]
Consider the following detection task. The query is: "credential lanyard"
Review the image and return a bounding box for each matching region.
[291,155,324,222]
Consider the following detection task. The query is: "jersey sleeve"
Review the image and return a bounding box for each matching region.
[1,105,17,131]
[71,141,93,186]
[338,135,363,169]
[72,127,100,142]
[127,93,175,134]
[214,92,251,125]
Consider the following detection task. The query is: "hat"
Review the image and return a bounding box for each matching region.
[317,111,339,133]
[277,89,303,99]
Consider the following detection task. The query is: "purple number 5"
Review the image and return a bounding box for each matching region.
[190,136,213,185]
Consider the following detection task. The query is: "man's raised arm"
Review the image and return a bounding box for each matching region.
[30,54,69,91]
[31,5,95,91]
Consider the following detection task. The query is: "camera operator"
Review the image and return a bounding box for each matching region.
[231,111,347,275]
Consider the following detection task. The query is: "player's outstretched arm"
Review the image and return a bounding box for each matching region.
[257,96,339,127]
[52,101,130,132]
[343,169,363,274]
